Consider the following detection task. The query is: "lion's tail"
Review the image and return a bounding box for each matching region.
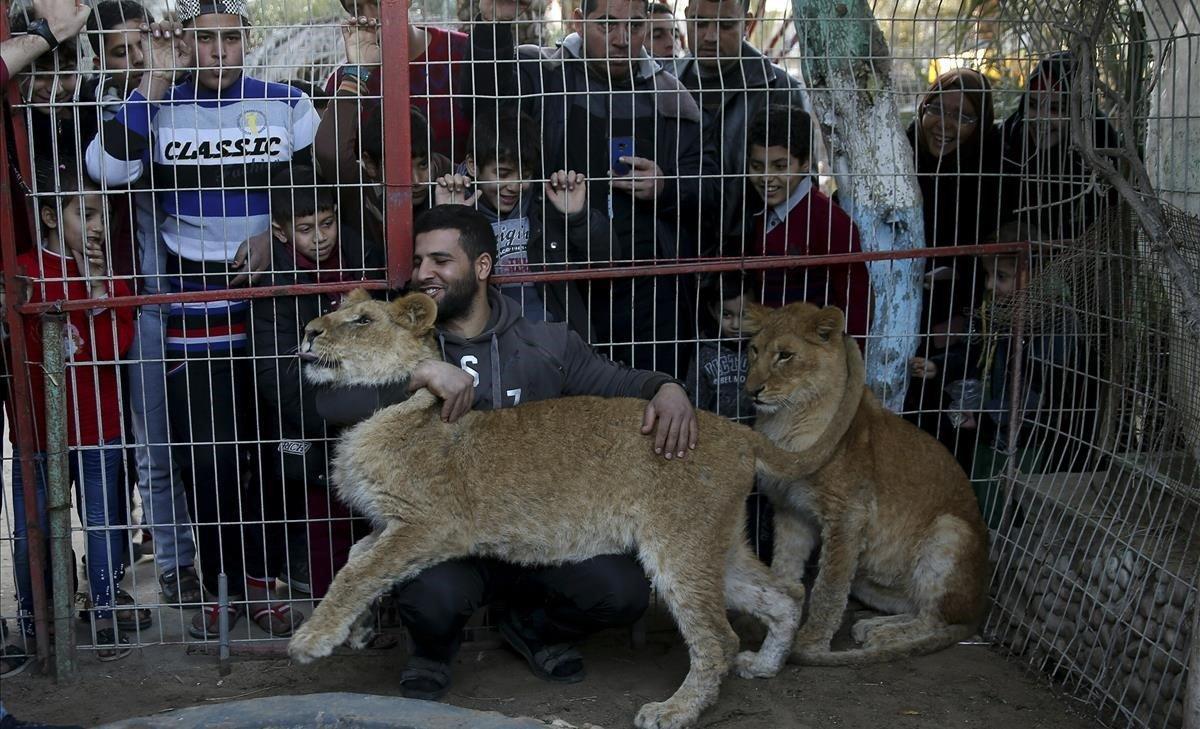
[789,623,976,666]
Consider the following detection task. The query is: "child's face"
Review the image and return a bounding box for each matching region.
[411,155,431,206]
[44,192,107,257]
[189,14,245,92]
[714,294,748,338]
[101,20,148,95]
[747,144,809,207]
[983,256,1022,300]
[472,158,531,215]
[279,208,340,262]
[24,52,79,118]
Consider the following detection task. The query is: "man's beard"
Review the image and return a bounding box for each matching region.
[434,272,479,324]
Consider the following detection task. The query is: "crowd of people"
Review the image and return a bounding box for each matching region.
[0,0,1111,700]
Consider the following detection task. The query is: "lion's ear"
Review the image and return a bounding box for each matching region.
[390,293,438,335]
[814,306,845,342]
[741,301,771,336]
[344,288,373,305]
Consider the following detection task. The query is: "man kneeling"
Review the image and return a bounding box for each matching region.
[318,205,698,698]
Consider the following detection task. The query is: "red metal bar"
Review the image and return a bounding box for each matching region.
[380,0,413,288]
[15,242,1032,315]
[0,2,52,671]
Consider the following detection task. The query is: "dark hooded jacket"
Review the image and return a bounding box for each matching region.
[461,24,712,261]
[471,191,606,341]
[672,43,811,255]
[1001,52,1119,242]
[316,287,678,424]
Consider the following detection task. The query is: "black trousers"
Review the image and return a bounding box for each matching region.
[167,356,279,594]
[393,554,650,663]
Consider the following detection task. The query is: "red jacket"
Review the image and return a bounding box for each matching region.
[16,247,134,448]
[752,185,872,339]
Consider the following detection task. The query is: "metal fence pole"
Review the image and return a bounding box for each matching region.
[41,312,75,680]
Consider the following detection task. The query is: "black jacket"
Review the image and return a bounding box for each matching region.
[673,44,811,255]
[471,192,606,341]
[462,24,712,260]
[1000,52,1119,242]
[250,229,384,487]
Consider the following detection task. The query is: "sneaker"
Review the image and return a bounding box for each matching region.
[159,566,203,607]
[279,559,311,594]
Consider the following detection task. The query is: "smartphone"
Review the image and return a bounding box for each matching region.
[610,136,635,175]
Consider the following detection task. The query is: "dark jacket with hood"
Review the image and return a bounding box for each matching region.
[673,43,811,255]
[317,287,678,424]
[251,229,384,486]
[462,23,712,261]
[472,191,606,340]
[1001,52,1119,242]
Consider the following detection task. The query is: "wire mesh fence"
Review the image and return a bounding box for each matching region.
[0,0,1195,727]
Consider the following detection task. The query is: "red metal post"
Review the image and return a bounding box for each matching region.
[380,0,414,288]
[0,2,52,671]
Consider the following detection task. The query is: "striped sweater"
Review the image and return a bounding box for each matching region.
[86,75,319,264]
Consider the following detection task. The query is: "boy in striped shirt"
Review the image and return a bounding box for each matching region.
[85,0,318,638]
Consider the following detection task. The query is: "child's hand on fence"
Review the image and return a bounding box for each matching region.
[230,231,272,287]
[910,356,937,379]
[611,156,665,200]
[142,21,190,87]
[342,17,381,66]
[546,170,586,216]
[434,174,481,207]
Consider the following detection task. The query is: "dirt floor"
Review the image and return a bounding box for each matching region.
[2,615,1102,729]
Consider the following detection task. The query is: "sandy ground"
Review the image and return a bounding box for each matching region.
[0,605,1103,729]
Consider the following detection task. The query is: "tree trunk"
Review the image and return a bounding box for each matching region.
[789,0,925,411]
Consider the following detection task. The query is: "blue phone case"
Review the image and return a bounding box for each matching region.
[611,137,635,175]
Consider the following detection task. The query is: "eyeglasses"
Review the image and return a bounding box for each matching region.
[921,103,979,126]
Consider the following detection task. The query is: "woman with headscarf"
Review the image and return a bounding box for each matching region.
[1001,51,1119,245]
[905,68,1012,464]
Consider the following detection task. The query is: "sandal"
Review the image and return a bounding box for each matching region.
[78,589,153,630]
[498,613,585,684]
[249,604,304,637]
[160,566,203,607]
[94,628,131,662]
[115,589,153,631]
[1,643,31,678]
[399,656,452,700]
[188,604,245,640]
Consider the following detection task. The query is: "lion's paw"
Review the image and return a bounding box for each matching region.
[345,622,376,650]
[733,650,779,679]
[634,700,700,729]
[288,624,339,664]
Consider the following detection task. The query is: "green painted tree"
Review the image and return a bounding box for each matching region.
[790,0,926,411]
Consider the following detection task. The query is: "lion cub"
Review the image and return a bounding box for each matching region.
[287,291,850,729]
[744,302,989,665]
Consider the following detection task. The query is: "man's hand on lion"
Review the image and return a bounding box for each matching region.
[641,383,698,460]
[410,360,476,422]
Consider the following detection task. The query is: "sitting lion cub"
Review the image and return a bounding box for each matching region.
[743,302,989,665]
[287,291,855,729]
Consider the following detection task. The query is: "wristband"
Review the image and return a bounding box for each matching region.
[26,19,60,53]
[341,64,373,84]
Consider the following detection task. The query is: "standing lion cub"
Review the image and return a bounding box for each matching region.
[744,302,990,665]
[286,291,857,729]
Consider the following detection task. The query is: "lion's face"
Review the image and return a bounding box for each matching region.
[743,302,850,415]
[300,290,440,387]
